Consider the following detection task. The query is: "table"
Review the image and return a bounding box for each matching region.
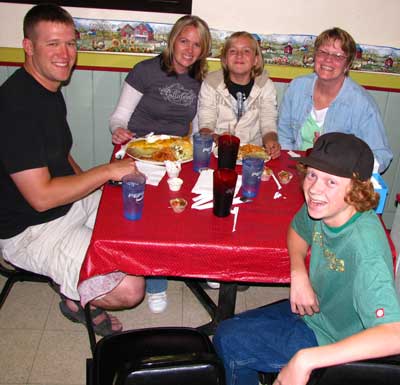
[79,151,396,336]
[79,151,304,335]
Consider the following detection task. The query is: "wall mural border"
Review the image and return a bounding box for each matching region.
[74,17,400,75]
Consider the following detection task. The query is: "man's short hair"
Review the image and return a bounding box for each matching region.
[23,3,75,39]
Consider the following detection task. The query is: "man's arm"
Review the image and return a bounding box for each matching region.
[288,226,319,316]
[275,321,400,385]
[11,158,136,212]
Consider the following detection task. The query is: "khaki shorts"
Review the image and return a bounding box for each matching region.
[0,190,101,300]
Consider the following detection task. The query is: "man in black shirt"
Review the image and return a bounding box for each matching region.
[0,4,144,335]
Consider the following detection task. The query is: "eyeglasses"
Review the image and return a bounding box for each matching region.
[315,49,348,63]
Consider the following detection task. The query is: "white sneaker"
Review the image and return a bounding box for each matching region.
[206,281,220,289]
[147,291,168,313]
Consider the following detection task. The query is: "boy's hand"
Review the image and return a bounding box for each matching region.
[273,351,312,385]
[290,271,319,316]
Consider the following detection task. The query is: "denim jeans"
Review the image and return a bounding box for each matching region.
[213,300,318,385]
[146,277,168,294]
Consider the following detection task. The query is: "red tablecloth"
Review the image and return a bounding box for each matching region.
[79,151,305,286]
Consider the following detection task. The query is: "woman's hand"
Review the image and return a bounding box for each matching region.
[112,128,134,145]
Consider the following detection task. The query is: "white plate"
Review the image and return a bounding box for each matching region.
[126,136,193,165]
[127,154,193,166]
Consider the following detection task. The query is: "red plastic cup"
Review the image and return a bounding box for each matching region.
[218,134,240,170]
[213,168,238,217]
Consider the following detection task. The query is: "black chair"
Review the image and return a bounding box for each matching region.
[259,355,400,385]
[87,326,225,385]
[306,355,400,385]
[0,257,52,309]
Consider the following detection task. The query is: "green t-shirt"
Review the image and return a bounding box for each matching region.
[300,114,321,151]
[292,204,400,346]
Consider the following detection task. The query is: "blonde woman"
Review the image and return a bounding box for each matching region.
[110,15,211,144]
[109,15,211,313]
[198,31,280,159]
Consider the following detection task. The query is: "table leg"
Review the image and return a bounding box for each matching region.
[185,280,237,335]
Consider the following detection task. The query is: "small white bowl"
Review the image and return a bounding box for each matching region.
[167,177,183,192]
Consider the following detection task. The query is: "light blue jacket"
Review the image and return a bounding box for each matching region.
[278,73,393,172]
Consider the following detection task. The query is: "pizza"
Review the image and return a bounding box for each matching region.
[238,144,270,161]
[126,136,193,162]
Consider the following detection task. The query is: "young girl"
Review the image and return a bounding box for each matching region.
[214,133,400,385]
[198,31,280,159]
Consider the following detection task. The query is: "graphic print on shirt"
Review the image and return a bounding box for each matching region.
[313,230,345,273]
[159,83,196,106]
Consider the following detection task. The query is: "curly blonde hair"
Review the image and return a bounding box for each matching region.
[297,164,379,212]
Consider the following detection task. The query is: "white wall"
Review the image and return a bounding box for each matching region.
[1,0,399,48]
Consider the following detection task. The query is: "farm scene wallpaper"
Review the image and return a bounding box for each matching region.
[74,17,400,75]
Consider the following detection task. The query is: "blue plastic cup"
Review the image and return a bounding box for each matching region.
[241,157,264,198]
[193,133,213,172]
[122,172,146,220]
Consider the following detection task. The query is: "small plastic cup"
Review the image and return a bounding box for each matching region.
[122,172,146,220]
[241,157,264,198]
[167,177,183,192]
[169,198,187,213]
[193,133,213,172]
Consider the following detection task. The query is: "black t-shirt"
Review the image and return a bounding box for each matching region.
[0,68,74,238]
[227,79,254,120]
[227,79,254,101]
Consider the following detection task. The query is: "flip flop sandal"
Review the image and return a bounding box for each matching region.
[59,299,122,337]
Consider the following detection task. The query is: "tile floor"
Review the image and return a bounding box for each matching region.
[0,272,289,385]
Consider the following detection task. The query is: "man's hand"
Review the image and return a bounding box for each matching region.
[112,127,134,145]
[108,157,137,181]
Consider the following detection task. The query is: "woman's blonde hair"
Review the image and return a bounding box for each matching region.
[221,31,264,84]
[161,15,211,81]
[297,164,379,212]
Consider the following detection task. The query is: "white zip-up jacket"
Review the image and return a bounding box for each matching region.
[198,69,278,146]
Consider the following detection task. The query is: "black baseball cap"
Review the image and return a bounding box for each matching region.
[297,133,374,181]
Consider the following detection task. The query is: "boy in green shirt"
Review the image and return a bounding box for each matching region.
[214,132,400,385]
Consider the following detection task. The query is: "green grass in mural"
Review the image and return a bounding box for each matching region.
[74,18,400,74]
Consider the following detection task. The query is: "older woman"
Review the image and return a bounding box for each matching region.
[278,27,392,172]
[109,15,211,314]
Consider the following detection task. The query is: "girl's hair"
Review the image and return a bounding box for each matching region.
[221,31,264,84]
[297,164,379,212]
[314,27,356,75]
[24,3,75,39]
[161,15,211,81]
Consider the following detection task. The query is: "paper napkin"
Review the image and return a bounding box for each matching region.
[191,169,242,196]
[136,161,166,186]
